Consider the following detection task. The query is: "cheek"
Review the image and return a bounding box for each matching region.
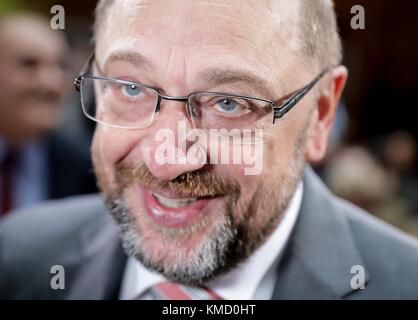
[233,136,297,218]
[0,81,25,107]
[215,162,265,223]
[92,126,141,191]
[265,107,310,165]
[257,134,293,177]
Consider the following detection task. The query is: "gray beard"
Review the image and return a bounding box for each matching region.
[105,162,303,286]
[104,126,307,285]
[107,196,239,285]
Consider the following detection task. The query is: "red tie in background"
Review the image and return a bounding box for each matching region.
[139,282,222,300]
[0,150,16,215]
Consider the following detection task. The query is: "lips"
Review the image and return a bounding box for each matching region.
[152,193,198,208]
[140,187,218,228]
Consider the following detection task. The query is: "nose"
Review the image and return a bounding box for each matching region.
[140,100,207,181]
[37,64,66,95]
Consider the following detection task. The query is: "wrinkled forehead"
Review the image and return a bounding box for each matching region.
[97,0,300,53]
[95,0,304,90]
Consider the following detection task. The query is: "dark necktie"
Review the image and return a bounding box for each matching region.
[1,150,17,215]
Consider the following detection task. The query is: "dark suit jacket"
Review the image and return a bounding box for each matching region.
[46,133,97,199]
[1,167,418,299]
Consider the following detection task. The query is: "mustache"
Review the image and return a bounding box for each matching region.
[115,163,241,198]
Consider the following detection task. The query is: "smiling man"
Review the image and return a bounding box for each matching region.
[1,0,418,300]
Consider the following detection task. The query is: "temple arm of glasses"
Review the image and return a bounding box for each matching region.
[74,51,95,91]
[272,69,328,123]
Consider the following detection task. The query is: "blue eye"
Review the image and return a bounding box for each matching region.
[216,98,240,113]
[122,84,143,97]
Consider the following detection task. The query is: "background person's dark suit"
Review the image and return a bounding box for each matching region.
[0,167,418,299]
[45,133,97,200]
[0,132,97,215]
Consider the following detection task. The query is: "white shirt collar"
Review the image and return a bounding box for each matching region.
[119,182,303,300]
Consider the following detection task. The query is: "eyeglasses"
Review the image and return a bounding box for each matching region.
[74,53,328,135]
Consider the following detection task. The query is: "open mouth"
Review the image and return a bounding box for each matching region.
[152,193,199,208]
[139,187,221,228]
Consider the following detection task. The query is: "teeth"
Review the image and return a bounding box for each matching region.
[152,193,198,208]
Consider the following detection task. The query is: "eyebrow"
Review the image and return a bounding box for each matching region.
[102,51,156,73]
[198,68,277,98]
[101,51,278,98]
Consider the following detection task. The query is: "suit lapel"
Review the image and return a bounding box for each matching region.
[67,212,127,299]
[272,167,370,299]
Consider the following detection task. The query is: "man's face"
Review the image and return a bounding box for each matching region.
[93,0,315,284]
[0,17,68,144]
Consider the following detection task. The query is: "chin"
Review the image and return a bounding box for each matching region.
[128,185,224,252]
[108,188,240,284]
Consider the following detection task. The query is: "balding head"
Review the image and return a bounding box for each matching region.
[94,0,342,72]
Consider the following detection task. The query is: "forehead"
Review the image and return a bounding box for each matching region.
[96,0,298,94]
[102,1,289,39]
[0,18,65,59]
[96,0,301,68]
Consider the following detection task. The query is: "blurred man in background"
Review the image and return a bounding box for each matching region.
[0,13,96,215]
